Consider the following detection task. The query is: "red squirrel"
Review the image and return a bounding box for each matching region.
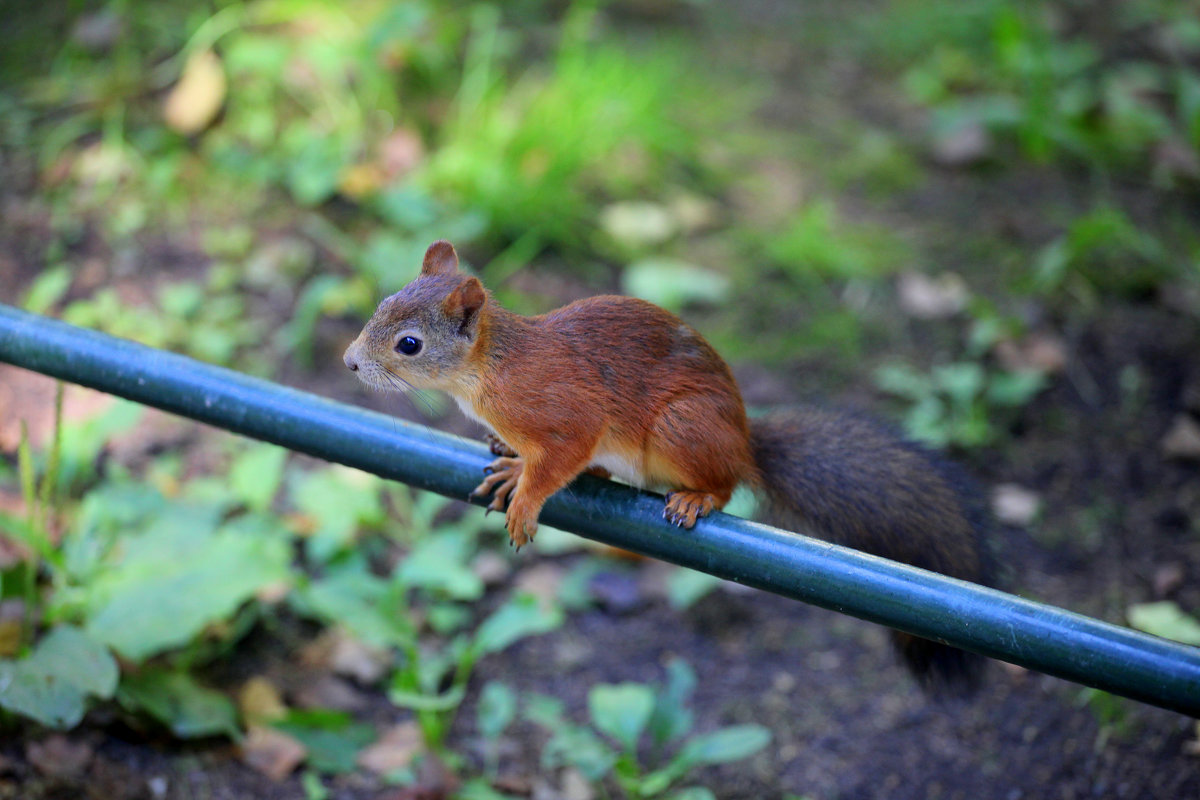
[344,240,993,686]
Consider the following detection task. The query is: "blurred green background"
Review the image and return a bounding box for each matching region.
[1,1,1199,798]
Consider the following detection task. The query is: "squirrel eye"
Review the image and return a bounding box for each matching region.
[395,335,422,356]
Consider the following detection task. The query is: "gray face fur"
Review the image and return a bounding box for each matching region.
[343,271,484,393]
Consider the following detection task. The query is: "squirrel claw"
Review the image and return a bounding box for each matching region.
[662,491,715,530]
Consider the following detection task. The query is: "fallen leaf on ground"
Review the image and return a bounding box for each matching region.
[599,201,676,248]
[514,563,565,609]
[328,628,390,684]
[1186,722,1200,757]
[293,674,370,712]
[991,484,1042,526]
[357,721,423,774]
[27,735,93,778]
[896,272,968,319]
[71,11,122,50]
[1154,562,1186,598]
[560,768,595,800]
[380,128,425,180]
[377,751,458,799]
[240,725,307,781]
[668,192,718,233]
[471,551,512,587]
[339,163,384,199]
[238,676,287,724]
[163,50,226,135]
[146,775,169,799]
[930,119,992,167]
[994,333,1067,375]
[1162,415,1200,460]
[0,618,22,658]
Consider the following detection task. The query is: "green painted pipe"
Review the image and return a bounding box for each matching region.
[1,303,1198,715]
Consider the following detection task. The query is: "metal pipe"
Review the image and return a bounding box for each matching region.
[1,303,1197,715]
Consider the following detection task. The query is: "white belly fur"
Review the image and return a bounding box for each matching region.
[589,446,645,488]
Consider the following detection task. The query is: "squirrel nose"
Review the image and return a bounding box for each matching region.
[344,351,359,371]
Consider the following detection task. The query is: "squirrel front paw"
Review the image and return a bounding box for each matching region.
[504,498,539,551]
[663,491,715,528]
[469,456,524,513]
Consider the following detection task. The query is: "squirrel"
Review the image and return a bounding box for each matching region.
[344,240,994,687]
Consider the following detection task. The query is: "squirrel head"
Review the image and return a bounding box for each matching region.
[344,240,489,393]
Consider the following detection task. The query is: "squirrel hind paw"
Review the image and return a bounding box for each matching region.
[663,491,716,528]
[485,433,519,458]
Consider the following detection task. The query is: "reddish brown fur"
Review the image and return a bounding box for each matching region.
[345,241,993,688]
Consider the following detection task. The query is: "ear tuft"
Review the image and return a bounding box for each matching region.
[421,240,459,276]
[442,277,486,337]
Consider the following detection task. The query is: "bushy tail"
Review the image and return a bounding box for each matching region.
[748,407,993,689]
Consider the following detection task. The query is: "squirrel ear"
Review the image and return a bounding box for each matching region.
[443,276,486,337]
[421,240,459,276]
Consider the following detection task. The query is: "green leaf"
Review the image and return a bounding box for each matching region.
[666,568,722,610]
[874,363,930,401]
[0,659,87,729]
[666,789,718,800]
[301,771,330,800]
[0,510,62,568]
[57,399,143,490]
[22,266,72,314]
[0,625,117,729]
[523,692,566,728]
[373,186,439,231]
[230,445,288,512]
[674,724,771,767]
[274,709,376,773]
[427,602,473,634]
[36,625,119,700]
[296,561,412,648]
[642,725,771,794]
[395,530,483,600]
[387,685,465,712]
[292,466,384,563]
[540,723,617,781]
[455,778,522,800]
[986,370,1046,408]
[360,232,427,288]
[286,134,345,206]
[588,682,655,754]
[474,593,563,655]
[118,669,239,739]
[1127,601,1200,645]
[648,659,696,748]
[622,258,729,312]
[933,362,985,403]
[477,682,517,741]
[84,520,291,661]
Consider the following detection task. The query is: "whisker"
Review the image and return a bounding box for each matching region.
[382,368,438,417]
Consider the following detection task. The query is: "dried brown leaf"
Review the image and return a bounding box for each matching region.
[27,735,93,778]
[163,50,226,135]
[357,721,423,775]
[240,725,307,781]
[238,676,287,725]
